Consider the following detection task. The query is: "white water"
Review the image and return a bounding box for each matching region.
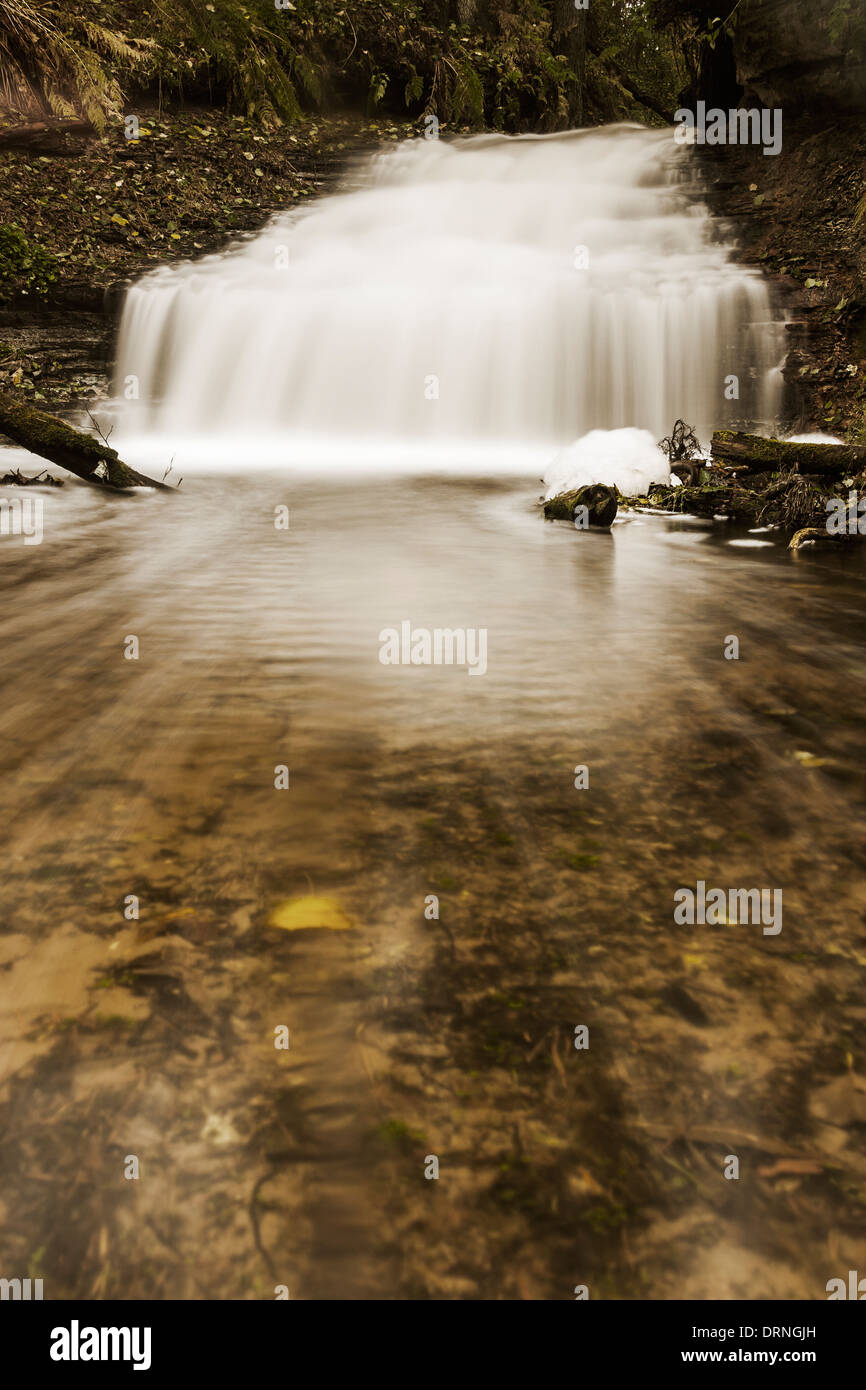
[112,124,786,483]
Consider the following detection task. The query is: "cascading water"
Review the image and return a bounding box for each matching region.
[112,124,786,478]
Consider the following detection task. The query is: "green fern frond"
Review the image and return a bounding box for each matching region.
[76,21,156,65]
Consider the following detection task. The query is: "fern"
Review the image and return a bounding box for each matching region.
[450,56,484,125]
[404,71,423,107]
[292,51,322,106]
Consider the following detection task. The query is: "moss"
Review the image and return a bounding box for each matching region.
[543,484,618,526]
[0,224,58,304]
[543,494,574,521]
[374,1118,427,1150]
[585,1202,629,1234]
[0,389,168,489]
[557,850,601,872]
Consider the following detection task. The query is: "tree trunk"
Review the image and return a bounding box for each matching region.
[711,431,866,477]
[0,393,173,491]
[551,0,587,126]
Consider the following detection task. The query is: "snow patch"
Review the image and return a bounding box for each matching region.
[544,428,669,500]
[785,432,845,445]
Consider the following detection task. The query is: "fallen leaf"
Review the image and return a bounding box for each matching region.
[268,895,354,932]
[793,750,828,767]
[682,952,709,971]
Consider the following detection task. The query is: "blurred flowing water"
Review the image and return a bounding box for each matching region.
[112,125,786,459]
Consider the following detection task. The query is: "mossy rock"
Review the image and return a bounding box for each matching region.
[544,483,618,528]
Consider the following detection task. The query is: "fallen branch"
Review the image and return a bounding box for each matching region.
[711,430,866,477]
[588,44,675,124]
[0,465,63,486]
[634,480,763,520]
[0,119,93,149]
[0,392,173,491]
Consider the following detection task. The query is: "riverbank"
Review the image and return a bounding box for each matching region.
[700,115,866,444]
[0,107,416,405]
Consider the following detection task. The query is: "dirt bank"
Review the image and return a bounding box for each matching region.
[701,115,866,443]
[0,106,417,407]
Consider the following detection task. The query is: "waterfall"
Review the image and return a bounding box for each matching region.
[112,124,786,465]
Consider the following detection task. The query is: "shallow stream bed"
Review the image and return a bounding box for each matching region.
[1,470,864,1298]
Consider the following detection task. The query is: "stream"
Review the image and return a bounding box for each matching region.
[1,126,865,1301]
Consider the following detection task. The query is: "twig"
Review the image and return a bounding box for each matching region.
[86,409,114,449]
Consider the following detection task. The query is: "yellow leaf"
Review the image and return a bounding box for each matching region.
[268,896,354,932]
[793,750,828,767]
[110,213,128,226]
[682,952,709,971]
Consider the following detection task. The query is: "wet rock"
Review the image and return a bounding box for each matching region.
[543,483,618,527]
[735,0,866,115]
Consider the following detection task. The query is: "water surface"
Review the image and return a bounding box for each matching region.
[1,471,864,1298]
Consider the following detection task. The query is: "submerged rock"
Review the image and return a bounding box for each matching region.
[543,483,618,528]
